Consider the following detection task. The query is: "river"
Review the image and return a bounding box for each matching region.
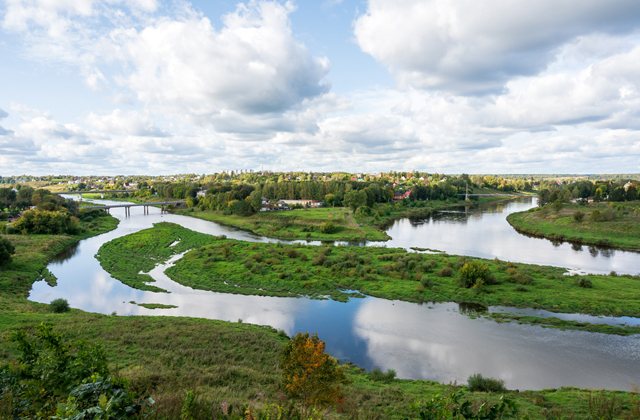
[28,197,640,391]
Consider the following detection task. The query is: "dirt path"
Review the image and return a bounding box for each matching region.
[342,207,358,227]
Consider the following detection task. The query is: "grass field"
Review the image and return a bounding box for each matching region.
[96,222,640,335]
[507,201,640,250]
[2,216,640,418]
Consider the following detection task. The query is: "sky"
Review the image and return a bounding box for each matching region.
[1,0,640,176]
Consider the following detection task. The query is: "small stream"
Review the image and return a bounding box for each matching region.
[27,197,640,391]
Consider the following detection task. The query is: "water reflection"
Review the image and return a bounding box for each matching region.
[50,241,80,263]
[26,196,640,391]
[352,299,640,390]
[380,198,640,275]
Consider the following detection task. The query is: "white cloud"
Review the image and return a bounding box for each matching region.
[109,1,330,117]
[353,0,640,95]
[85,109,168,137]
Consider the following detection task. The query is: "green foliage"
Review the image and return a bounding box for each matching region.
[407,391,518,420]
[459,261,491,288]
[0,236,15,265]
[575,278,593,288]
[50,297,71,313]
[320,221,336,234]
[368,368,397,383]
[0,324,151,419]
[590,209,603,222]
[279,332,350,414]
[467,373,507,393]
[344,190,367,212]
[12,209,81,235]
[552,200,564,212]
[572,210,585,222]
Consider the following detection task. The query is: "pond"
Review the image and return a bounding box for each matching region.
[28,197,640,391]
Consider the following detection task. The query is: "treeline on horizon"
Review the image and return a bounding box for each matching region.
[150,173,532,211]
[536,178,639,206]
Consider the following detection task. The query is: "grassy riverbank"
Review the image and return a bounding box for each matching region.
[3,311,638,419]
[172,198,500,242]
[2,219,640,418]
[96,222,640,335]
[0,214,119,300]
[507,201,640,250]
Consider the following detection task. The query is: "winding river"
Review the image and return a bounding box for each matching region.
[28,197,640,391]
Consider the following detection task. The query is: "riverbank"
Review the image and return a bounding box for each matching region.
[507,201,640,251]
[3,310,637,419]
[3,219,639,418]
[174,206,390,242]
[172,197,513,242]
[0,213,119,302]
[96,222,640,335]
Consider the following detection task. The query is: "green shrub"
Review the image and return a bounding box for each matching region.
[0,236,15,265]
[467,373,506,393]
[575,278,593,288]
[420,275,435,288]
[515,285,528,292]
[320,221,336,234]
[1,324,151,419]
[572,210,585,222]
[5,226,15,234]
[590,209,602,222]
[602,208,617,221]
[514,274,534,285]
[458,260,490,288]
[50,298,70,313]
[368,368,397,383]
[436,267,453,277]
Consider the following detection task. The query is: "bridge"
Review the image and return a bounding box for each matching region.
[83,201,185,216]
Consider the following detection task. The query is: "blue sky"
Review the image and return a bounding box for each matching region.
[1,0,640,175]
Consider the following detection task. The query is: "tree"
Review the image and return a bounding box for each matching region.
[324,194,335,207]
[249,190,263,212]
[552,200,563,212]
[344,190,366,213]
[0,236,15,266]
[280,332,350,415]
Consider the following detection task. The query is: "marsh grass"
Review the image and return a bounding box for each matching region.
[96,223,640,333]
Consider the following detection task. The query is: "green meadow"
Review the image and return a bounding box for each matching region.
[95,222,640,335]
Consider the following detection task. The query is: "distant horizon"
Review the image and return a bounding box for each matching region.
[2,0,640,174]
[3,172,640,179]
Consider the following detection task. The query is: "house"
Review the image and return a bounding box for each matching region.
[393,191,410,201]
[278,199,321,208]
[624,182,633,191]
[196,190,207,198]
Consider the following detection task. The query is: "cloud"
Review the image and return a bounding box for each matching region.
[108,1,330,117]
[353,0,640,95]
[86,109,168,137]
[0,108,12,136]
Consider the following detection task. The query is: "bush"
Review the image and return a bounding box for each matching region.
[0,324,151,419]
[572,210,585,222]
[590,209,603,222]
[5,226,15,234]
[575,278,593,288]
[459,260,491,288]
[602,208,618,221]
[552,200,564,212]
[50,298,70,313]
[467,373,507,393]
[368,368,396,383]
[0,236,15,266]
[320,221,336,234]
[515,285,528,292]
[436,267,453,277]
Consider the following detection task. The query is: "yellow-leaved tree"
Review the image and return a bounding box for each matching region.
[279,332,350,416]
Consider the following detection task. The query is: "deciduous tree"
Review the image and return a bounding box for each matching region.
[279,332,349,415]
